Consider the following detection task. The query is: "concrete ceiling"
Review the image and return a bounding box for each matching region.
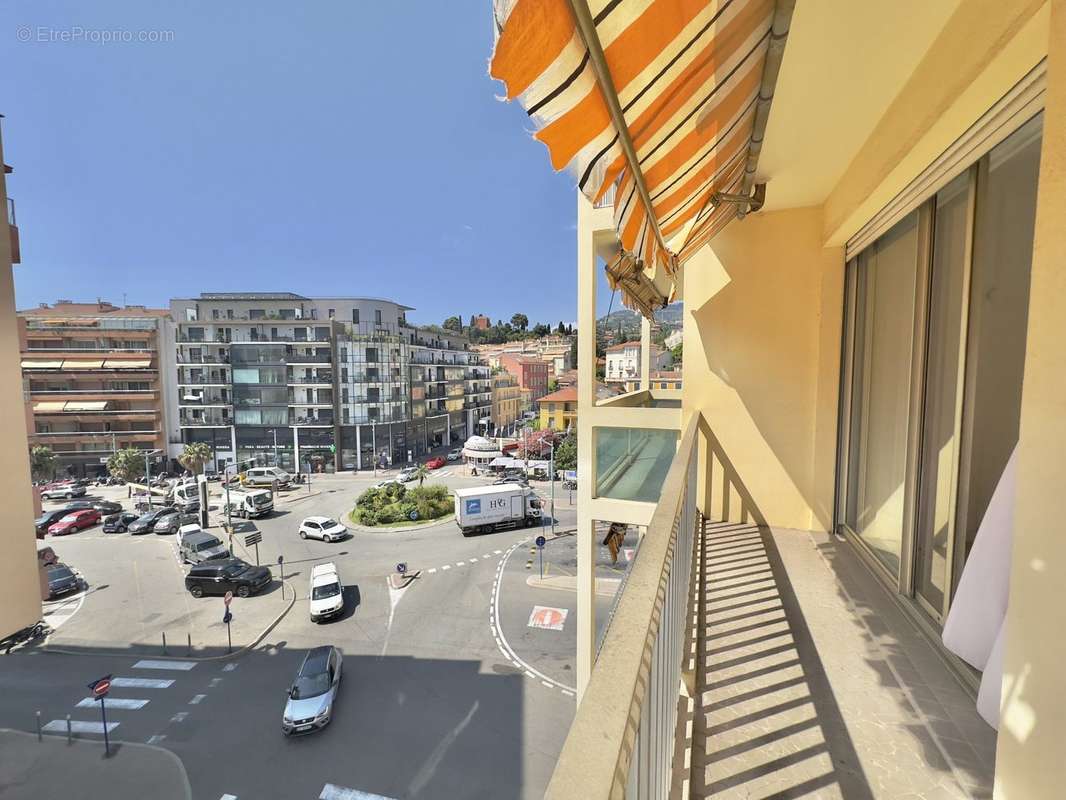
[757,0,962,211]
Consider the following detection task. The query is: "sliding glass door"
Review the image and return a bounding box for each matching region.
[839,113,1043,625]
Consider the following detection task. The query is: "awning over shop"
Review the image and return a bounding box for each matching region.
[490,0,793,316]
[22,360,64,369]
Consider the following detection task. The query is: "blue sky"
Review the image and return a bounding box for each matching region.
[2,2,618,327]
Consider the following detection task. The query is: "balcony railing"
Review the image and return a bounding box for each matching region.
[287,353,332,364]
[546,414,698,799]
[593,182,617,209]
[25,346,155,353]
[288,371,333,384]
[176,375,230,385]
[290,413,333,426]
[177,354,230,364]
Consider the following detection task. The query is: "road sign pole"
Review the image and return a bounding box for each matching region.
[539,546,543,579]
[100,696,110,756]
[254,541,260,566]
[227,620,232,654]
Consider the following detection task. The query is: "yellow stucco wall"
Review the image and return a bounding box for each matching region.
[682,206,843,532]
[0,128,44,639]
[995,1,1066,795]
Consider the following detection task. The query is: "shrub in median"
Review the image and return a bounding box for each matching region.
[352,483,452,527]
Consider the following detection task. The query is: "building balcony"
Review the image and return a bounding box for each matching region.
[286,352,332,364]
[547,412,996,798]
[179,410,231,427]
[176,374,230,386]
[178,394,230,407]
[290,412,333,427]
[176,353,230,364]
[287,369,333,385]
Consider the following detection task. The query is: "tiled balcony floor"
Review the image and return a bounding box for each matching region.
[689,522,996,799]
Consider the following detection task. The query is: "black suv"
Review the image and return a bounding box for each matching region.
[185,558,271,599]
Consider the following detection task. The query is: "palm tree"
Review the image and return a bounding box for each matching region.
[29,445,57,482]
[413,464,430,488]
[178,442,213,475]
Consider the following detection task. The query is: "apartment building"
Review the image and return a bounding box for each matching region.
[490,371,522,434]
[493,1,1066,796]
[19,300,175,478]
[537,386,577,432]
[604,341,671,390]
[497,353,549,400]
[170,293,490,473]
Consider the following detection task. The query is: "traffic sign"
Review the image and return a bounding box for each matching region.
[396,562,408,575]
[88,675,112,699]
[535,535,546,548]
[244,532,263,547]
[224,591,233,607]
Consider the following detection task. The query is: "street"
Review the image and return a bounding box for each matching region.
[1,468,627,799]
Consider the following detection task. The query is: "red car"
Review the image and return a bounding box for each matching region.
[425,457,446,470]
[48,509,101,536]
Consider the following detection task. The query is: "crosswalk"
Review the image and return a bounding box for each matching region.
[42,658,202,742]
[218,785,399,800]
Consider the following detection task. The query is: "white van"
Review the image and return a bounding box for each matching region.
[309,563,344,623]
[171,480,203,510]
[223,488,274,519]
[244,467,292,488]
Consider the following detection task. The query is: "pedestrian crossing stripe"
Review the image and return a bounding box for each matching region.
[133,659,196,671]
[43,720,118,734]
[111,677,174,689]
[76,697,149,709]
[319,785,398,800]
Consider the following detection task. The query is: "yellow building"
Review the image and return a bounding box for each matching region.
[0,119,43,639]
[490,371,522,434]
[537,386,577,431]
[492,1,1066,797]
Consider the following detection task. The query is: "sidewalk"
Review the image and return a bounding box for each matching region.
[0,728,191,800]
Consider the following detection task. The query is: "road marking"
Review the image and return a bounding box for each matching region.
[189,694,206,705]
[220,795,237,800]
[77,697,149,710]
[320,785,398,800]
[528,605,569,631]
[494,549,503,554]
[427,568,437,574]
[111,677,174,689]
[561,689,575,697]
[222,663,238,672]
[209,678,223,687]
[441,565,450,570]
[468,559,478,564]
[482,553,492,558]
[147,734,167,744]
[541,680,553,688]
[455,562,465,567]
[44,720,118,734]
[170,711,189,722]
[134,659,196,671]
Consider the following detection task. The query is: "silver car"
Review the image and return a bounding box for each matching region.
[282,646,342,735]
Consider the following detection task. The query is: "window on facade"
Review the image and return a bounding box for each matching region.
[375,309,382,324]
[249,309,266,320]
[352,309,360,324]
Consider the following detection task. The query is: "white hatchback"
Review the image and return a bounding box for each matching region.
[298,516,348,542]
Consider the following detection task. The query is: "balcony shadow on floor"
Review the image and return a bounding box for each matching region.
[690,521,875,799]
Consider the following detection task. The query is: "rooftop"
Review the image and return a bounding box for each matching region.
[605,341,640,353]
[18,300,169,319]
[537,387,578,404]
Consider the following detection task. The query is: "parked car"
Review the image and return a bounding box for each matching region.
[91,500,124,516]
[46,562,81,599]
[48,509,101,536]
[282,646,343,735]
[152,512,183,535]
[374,480,399,490]
[102,511,141,533]
[179,530,229,564]
[203,470,221,482]
[493,476,530,487]
[60,500,94,511]
[397,466,418,483]
[425,456,446,470]
[35,509,73,539]
[243,466,292,488]
[41,483,86,501]
[185,558,271,598]
[447,448,462,461]
[309,563,345,622]
[298,517,348,543]
[127,506,175,535]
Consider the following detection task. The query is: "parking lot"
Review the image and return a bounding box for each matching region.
[12,466,614,799]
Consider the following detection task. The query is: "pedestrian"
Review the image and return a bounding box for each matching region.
[604,522,626,565]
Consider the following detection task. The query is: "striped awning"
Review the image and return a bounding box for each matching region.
[490,0,791,311]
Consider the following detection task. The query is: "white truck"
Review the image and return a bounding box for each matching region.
[453,484,542,536]
[309,562,344,623]
[222,488,274,519]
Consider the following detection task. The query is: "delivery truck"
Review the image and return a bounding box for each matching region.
[453,484,541,536]
[221,488,274,519]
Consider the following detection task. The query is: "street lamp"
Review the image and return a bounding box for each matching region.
[142,448,162,511]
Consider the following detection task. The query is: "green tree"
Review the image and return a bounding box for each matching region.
[413,463,430,487]
[469,314,476,329]
[670,342,683,364]
[554,432,577,471]
[443,316,462,332]
[531,323,551,338]
[107,447,146,482]
[510,313,528,331]
[178,442,213,474]
[547,378,559,392]
[29,445,57,482]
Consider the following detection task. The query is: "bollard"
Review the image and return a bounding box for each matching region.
[36,711,41,741]
[187,632,192,656]
[162,631,167,655]
[66,714,72,745]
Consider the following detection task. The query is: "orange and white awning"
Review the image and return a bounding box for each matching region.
[491,0,790,309]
